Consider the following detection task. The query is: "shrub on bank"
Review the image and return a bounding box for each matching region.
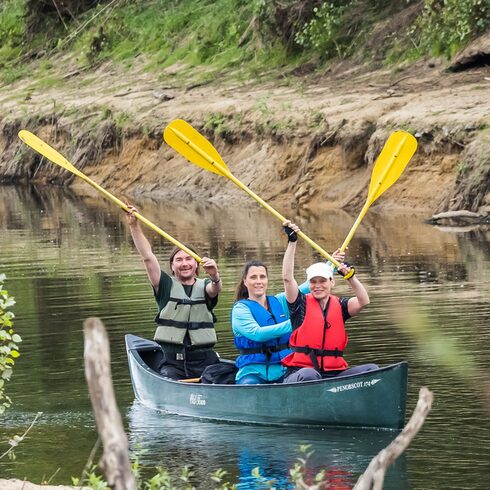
[0,0,488,79]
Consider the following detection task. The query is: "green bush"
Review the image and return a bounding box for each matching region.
[411,0,490,58]
[0,0,26,65]
[0,274,21,415]
[294,2,350,58]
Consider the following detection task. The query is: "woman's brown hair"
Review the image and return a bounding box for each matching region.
[234,260,268,302]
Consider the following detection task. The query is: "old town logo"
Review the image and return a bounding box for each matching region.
[189,393,206,406]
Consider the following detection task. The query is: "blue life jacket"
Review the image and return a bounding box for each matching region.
[233,296,292,369]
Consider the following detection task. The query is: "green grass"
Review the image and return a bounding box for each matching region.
[0,0,25,62]
[1,1,489,88]
[74,0,257,69]
[0,63,30,84]
[35,74,62,90]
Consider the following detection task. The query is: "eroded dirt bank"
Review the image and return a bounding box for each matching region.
[0,480,88,490]
[0,54,489,219]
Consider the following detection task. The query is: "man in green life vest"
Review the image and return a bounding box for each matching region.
[126,206,222,380]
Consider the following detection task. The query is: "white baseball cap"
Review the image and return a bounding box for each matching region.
[306,262,334,281]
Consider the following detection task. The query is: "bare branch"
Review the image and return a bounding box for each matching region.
[354,387,434,490]
[83,317,136,490]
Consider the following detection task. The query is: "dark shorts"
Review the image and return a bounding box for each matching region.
[284,363,379,383]
[158,348,219,380]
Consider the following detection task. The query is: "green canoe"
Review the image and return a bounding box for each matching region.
[126,334,408,429]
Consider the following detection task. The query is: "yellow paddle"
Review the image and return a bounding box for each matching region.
[17,130,203,263]
[339,131,417,251]
[164,119,341,268]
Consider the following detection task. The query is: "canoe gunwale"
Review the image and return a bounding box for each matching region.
[126,333,408,390]
[125,334,408,429]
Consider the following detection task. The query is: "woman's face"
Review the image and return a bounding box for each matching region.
[309,276,333,301]
[243,266,268,299]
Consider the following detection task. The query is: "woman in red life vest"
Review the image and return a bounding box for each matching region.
[281,221,378,383]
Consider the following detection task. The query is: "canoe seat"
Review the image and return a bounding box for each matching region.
[180,377,201,383]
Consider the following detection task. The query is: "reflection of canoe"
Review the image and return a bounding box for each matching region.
[126,334,408,430]
[127,403,410,489]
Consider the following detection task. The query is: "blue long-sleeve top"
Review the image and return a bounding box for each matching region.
[231,281,309,382]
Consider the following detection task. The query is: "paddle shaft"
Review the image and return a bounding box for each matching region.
[170,126,341,268]
[19,131,202,263]
[224,171,341,267]
[339,134,409,252]
[71,175,203,263]
[339,201,370,253]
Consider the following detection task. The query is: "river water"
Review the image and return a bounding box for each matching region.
[0,185,489,489]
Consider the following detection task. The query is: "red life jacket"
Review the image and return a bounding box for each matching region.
[282,294,348,372]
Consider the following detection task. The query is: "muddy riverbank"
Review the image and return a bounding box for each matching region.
[0,48,489,219]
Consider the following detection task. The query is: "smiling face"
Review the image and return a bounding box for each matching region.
[171,250,198,283]
[243,265,269,301]
[309,276,334,301]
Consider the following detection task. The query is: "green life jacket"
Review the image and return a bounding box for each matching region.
[154,277,217,348]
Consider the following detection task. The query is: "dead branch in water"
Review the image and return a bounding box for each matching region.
[83,317,136,490]
[353,387,434,490]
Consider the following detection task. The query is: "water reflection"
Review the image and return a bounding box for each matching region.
[0,184,489,488]
[127,402,408,489]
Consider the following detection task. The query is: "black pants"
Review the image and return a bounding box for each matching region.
[158,349,219,380]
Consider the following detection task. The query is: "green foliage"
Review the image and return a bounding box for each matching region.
[1,0,489,90]
[249,445,326,488]
[289,444,315,484]
[204,113,230,137]
[0,0,26,65]
[0,273,21,416]
[74,0,254,69]
[0,63,30,84]
[74,463,237,490]
[72,465,109,490]
[0,275,30,464]
[114,111,131,130]
[408,0,490,59]
[295,2,349,58]
[457,159,470,176]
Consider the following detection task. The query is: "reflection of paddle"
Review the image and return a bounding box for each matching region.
[164,119,341,268]
[340,131,417,252]
[17,130,203,263]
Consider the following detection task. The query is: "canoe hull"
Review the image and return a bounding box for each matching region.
[126,334,408,429]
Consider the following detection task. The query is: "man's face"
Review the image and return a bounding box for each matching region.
[171,250,198,281]
[309,276,333,301]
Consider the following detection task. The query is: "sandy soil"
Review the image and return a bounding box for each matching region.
[0,480,88,490]
[1,41,489,218]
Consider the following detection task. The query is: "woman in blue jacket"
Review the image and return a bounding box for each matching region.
[232,259,294,384]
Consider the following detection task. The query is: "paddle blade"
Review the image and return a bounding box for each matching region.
[367,131,417,204]
[164,119,230,177]
[18,130,81,176]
